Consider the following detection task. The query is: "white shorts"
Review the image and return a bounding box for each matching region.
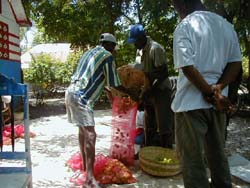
[65,89,95,126]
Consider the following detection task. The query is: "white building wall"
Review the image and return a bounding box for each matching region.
[0,0,21,62]
[1,0,16,23]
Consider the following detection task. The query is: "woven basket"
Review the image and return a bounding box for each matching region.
[139,146,181,177]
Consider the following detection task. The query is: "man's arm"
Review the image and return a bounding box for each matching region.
[182,62,242,96]
[216,62,242,90]
[182,63,243,112]
[181,65,233,112]
[113,85,140,101]
[182,65,213,96]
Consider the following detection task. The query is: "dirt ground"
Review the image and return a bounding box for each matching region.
[6,98,250,188]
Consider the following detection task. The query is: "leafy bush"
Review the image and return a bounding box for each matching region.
[242,56,249,80]
[54,50,82,87]
[23,51,82,98]
[23,47,179,103]
[24,54,57,92]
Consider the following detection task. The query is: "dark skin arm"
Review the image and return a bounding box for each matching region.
[215,62,242,90]
[182,65,213,95]
[182,62,242,112]
[104,85,139,113]
[104,85,139,102]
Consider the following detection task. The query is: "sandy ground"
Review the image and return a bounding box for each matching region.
[29,110,185,188]
[1,98,250,188]
[30,111,250,187]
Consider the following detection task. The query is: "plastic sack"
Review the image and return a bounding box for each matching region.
[94,154,110,176]
[110,97,137,166]
[66,153,108,173]
[67,153,137,185]
[66,152,83,171]
[2,124,36,145]
[95,157,137,184]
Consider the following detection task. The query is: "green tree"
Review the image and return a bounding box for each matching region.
[55,49,83,87]
[22,0,250,85]
[23,50,83,96]
[32,27,56,46]
[22,0,131,47]
[23,54,58,93]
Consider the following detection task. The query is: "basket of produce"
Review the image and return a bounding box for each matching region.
[139,146,181,177]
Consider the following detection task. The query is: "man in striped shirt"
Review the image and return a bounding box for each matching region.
[65,33,129,188]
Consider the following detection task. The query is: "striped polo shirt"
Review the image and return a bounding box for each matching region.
[70,45,121,109]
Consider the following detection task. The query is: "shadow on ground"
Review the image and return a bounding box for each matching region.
[29,98,111,119]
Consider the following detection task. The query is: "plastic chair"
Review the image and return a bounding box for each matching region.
[0,74,32,188]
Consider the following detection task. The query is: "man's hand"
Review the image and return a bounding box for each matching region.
[104,86,113,103]
[112,85,140,102]
[213,92,235,113]
[204,85,235,113]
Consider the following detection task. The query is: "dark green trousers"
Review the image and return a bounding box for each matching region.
[175,109,232,188]
[144,87,174,148]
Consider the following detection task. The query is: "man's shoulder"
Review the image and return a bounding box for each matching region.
[89,45,113,59]
[174,19,189,36]
[175,11,231,33]
[188,11,231,26]
[150,40,165,52]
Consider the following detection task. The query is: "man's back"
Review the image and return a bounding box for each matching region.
[71,46,111,89]
[172,11,242,112]
[68,45,120,108]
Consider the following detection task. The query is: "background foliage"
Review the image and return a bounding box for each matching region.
[23,51,82,97]
[22,0,250,93]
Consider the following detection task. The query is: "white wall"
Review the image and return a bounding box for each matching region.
[0,0,21,62]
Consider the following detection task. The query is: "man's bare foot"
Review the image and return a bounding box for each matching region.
[82,178,101,188]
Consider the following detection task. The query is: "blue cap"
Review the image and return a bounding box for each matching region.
[127,24,145,44]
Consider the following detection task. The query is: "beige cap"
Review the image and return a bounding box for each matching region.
[99,33,117,44]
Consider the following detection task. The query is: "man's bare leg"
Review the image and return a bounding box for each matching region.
[82,126,101,188]
[79,127,86,171]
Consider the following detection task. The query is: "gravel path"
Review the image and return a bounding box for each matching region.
[226,116,250,160]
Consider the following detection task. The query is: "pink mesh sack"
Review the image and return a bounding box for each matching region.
[94,154,110,176]
[66,152,83,171]
[67,153,137,185]
[110,97,137,166]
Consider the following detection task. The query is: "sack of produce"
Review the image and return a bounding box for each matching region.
[110,64,145,99]
[67,153,137,185]
[117,64,145,88]
[95,155,137,184]
[110,97,137,166]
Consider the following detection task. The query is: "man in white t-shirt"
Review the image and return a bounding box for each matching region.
[172,0,242,187]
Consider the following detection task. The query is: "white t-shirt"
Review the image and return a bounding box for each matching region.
[171,11,242,112]
[136,111,144,128]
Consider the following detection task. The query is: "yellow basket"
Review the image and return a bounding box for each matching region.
[139,146,181,177]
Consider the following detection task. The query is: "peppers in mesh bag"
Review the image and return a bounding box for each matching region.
[67,153,137,185]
